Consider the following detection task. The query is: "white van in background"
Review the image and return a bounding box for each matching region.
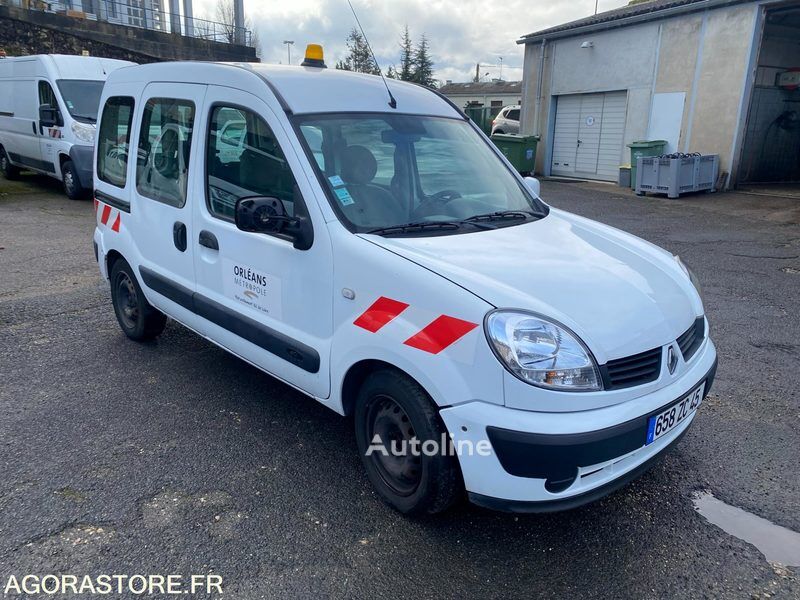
[0,54,135,199]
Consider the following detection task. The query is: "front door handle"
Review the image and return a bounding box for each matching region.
[173,221,187,252]
[32,121,37,135]
[199,230,219,250]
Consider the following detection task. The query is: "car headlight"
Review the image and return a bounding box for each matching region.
[674,255,703,300]
[485,310,602,391]
[71,121,95,144]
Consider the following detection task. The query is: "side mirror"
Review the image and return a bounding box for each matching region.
[39,104,60,128]
[235,196,313,251]
[524,176,541,198]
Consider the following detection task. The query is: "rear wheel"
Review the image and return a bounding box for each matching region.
[0,147,21,180]
[354,369,462,515]
[61,160,85,200]
[110,259,167,341]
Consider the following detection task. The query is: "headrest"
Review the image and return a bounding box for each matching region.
[341,145,378,185]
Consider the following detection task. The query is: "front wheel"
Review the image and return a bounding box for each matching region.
[61,160,85,200]
[354,369,463,515]
[110,259,167,341]
[0,147,21,180]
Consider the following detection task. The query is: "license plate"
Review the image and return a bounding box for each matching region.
[646,382,705,445]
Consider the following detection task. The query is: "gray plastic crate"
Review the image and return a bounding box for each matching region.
[636,154,719,198]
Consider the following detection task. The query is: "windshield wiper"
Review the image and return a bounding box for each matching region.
[366,219,495,236]
[463,209,538,223]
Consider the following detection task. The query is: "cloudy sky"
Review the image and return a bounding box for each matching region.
[192,0,629,83]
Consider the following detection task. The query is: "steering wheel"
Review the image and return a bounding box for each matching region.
[413,189,462,218]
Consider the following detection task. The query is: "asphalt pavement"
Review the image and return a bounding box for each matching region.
[1,173,798,599]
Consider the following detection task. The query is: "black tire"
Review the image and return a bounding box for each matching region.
[61,160,85,200]
[110,259,167,341]
[0,146,21,180]
[355,369,462,515]
[494,129,504,135]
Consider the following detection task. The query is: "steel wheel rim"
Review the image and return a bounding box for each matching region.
[366,394,421,497]
[64,170,74,194]
[116,273,139,330]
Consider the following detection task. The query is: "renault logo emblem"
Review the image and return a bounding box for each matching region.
[667,346,678,375]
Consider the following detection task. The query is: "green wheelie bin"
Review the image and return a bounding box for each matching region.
[491,134,540,175]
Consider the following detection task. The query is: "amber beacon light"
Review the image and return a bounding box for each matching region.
[301,44,326,68]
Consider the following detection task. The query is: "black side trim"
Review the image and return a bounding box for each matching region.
[137,266,320,374]
[95,190,131,213]
[0,111,14,117]
[193,294,320,374]
[469,426,691,514]
[8,152,55,173]
[139,266,194,311]
[487,357,718,481]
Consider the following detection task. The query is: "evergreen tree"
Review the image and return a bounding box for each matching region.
[335,28,381,75]
[385,65,399,79]
[399,25,414,82]
[411,35,436,88]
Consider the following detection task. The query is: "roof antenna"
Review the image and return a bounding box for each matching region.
[346,0,397,109]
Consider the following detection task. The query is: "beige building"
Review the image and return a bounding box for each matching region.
[439,81,522,111]
[518,0,800,188]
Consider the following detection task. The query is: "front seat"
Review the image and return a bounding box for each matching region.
[339,145,404,228]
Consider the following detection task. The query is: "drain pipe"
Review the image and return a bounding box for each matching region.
[533,38,547,136]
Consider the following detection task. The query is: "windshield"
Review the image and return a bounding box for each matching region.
[56,80,105,123]
[293,113,547,236]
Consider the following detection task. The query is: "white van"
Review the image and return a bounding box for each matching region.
[93,49,717,515]
[0,54,135,198]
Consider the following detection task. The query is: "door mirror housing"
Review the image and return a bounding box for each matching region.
[524,176,541,198]
[234,196,313,251]
[39,104,62,128]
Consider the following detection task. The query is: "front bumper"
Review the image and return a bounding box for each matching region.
[439,338,717,511]
[68,145,94,189]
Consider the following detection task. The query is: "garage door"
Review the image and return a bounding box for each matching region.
[551,91,627,181]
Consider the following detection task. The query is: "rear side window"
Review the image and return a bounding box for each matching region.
[136,97,195,208]
[507,109,520,121]
[97,96,135,188]
[206,105,298,221]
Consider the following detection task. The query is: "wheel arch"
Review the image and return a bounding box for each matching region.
[340,359,432,417]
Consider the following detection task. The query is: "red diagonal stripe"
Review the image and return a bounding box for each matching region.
[93,198,98,213]
[404,315,479,354]
[111,213,121,232]
[354,296,409,333]
[100,204,111,225]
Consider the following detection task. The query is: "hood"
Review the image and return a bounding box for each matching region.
[361,209,702,363]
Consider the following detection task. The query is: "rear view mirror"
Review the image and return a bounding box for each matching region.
[39,104,61,128]
[235,196,314,251]
[524,176,541,198]
[235,196,288,234]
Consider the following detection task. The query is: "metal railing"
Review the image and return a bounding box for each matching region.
[0,0,253,47]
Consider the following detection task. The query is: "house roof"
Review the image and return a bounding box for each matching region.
[438,80,522,96]
[518,0,748,43]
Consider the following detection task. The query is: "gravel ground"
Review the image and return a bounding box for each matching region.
[0,173,798,599]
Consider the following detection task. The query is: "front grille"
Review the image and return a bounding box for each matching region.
[677,317,705,361]
[601,347,662,390]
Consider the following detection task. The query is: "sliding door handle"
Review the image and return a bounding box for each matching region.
[199,230,219,250]
[173,222,187,252]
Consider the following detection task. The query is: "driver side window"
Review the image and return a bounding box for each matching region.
[136,97,195,208]
[206,105,297,221]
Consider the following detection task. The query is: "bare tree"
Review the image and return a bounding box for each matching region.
[213,0,261,57]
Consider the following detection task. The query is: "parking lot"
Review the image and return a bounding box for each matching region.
[1,173,799,598]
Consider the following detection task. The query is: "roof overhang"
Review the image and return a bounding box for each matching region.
[517,0,757,44]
